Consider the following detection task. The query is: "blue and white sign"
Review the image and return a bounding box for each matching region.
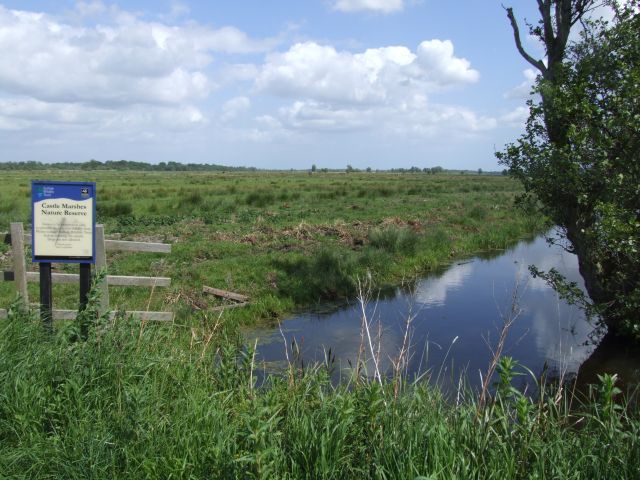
[31,180,96,263]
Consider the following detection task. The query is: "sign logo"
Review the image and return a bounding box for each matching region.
[80,187,89,198]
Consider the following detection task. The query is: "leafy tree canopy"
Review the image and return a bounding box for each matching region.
[498,6,640,339]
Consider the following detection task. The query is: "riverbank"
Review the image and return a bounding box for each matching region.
[0,305,637,478]
[0,171,547,323]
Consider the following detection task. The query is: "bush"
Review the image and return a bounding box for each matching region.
[368,227,418,255]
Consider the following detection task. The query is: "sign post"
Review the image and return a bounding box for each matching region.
[31,181,96,329]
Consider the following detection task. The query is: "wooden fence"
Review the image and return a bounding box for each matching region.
[1,222,173,321]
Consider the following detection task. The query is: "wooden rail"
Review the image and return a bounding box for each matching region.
[0,308,173,322]
[0,223,173,321]
[4,232,171,254]
[0,272,170,287]
[202,285,249,303]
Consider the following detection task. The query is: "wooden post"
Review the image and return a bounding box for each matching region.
[79,263,91,339]
[10,222,28,305]
[79,263,91,310]
[40,262,52,332]
[95,224,109,315]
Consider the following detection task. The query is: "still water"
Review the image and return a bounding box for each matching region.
[246,232,603,391]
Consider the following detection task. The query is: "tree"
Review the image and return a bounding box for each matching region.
[498,4,640,338]
[477,168,483,175]
[311,164,317,173]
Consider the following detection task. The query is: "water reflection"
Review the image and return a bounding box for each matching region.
[246,232,605,390]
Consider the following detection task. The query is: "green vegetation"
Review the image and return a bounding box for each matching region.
[0,301,637,478]
[0,159,255,172]
[0,171,546,321]
[499,4,640,339]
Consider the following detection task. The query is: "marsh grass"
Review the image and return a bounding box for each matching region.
[0,297,637,479]
[0,171,548,320]
[368,226,419,254]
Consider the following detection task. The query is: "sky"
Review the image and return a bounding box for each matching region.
[0,1,610,170]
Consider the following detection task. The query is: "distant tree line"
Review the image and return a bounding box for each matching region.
[0,160,256,172]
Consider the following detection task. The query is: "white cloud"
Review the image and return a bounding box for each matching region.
[0,4,274,144]
[504,69,537,99]
[332,0,404,14]
[278,100,374,131]
[414,40,480,85]
[255,40,488,137]
[256,40,478,105]
[73,0,107,18]
[0,5,277,109]
[0,96,206,135]
[415,262,475,306]
[222,96,251,121]
[217,63,260,84]
[500,106,530,127]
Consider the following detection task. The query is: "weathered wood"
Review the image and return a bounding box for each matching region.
[15,233,170,253]
[10,223,28,304]
[111,311,174,321]
[22,271,171,287]
[0,309,6,319]
[106,275,171,287]
[21,309,175,321]
[26,271,78,283]
[104,239,171,253]
[210,302,250,312]
[203,285,249,303]
[95,225,109,315]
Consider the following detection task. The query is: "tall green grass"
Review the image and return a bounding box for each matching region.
[0,171,548,319]
[0,299,638,479]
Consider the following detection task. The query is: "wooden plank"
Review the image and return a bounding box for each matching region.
[23,271,171,287]
[210,302,250,312]
[26,271,78,284]
[106,275,171,287]
[203,285,249,303]
[110,311,174,321]
[10,223,28,304]
[46,309,174,321]
[104,240,171,253]
[0,308,174,322]
[95,225,109,315]
[19,233,170,253]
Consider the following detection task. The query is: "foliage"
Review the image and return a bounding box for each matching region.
[368,226,418,255]
[0,159,256,172]
[498,8,640,338]
[0,306,638,478]
[0,171,544,320]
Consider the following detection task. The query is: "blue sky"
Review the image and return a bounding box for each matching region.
[0,1,584,170]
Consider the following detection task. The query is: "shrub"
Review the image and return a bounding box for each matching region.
[368,227,418,255]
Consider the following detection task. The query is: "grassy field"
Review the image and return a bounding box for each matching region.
[2,170,638,478]
[0,170,545,322]
[0,304,637,479]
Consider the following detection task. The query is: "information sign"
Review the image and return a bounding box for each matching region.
[31,180,96,263]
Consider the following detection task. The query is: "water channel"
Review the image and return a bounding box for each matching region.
[245,231,639,393]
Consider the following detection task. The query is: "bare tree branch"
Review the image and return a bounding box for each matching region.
[505,6,548,75]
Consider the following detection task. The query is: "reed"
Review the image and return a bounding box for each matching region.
[0,297,637,479]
